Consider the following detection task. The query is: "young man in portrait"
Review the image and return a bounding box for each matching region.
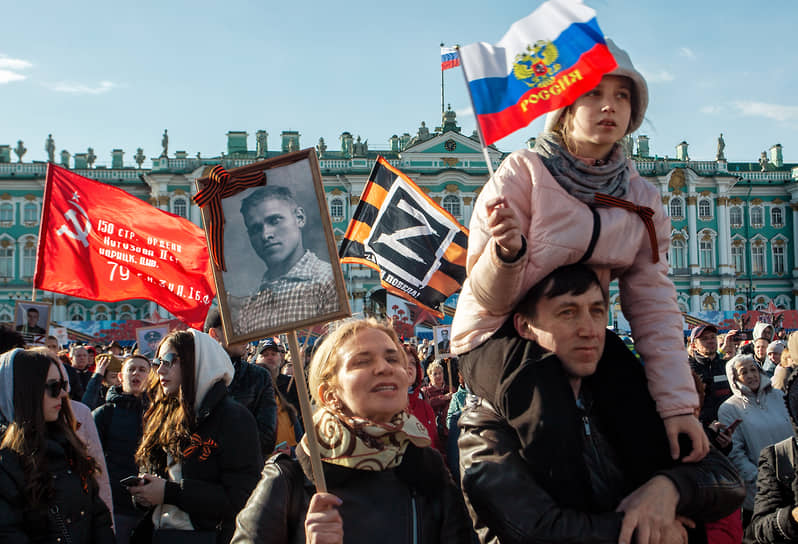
[16,306,46,334]
[234,185,337,335]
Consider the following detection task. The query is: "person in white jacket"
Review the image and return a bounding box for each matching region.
[719,354,792,526]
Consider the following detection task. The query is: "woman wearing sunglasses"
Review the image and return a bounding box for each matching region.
[0,348,114,543]
[128,330,262,544]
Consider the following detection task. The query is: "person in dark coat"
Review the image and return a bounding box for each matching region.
[204,308,278,456]
[749,332,798,543]
[128,330,262,544]
[459,264,745,544]
[231,319,472,543]
[0,348,114,544]
[688,324,733,426]
[93,354,151,544]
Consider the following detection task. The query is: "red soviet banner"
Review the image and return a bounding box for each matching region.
[34,164,216,329]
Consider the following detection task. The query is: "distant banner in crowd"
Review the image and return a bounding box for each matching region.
[459,0,616,144]
[339,157,468,317]
[35,164,216,329]
[682,309,798,332]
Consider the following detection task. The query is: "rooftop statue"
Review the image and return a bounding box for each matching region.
[45,134,55,163]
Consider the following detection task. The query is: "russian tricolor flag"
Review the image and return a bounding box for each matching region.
[460,0,617,145]
[441,46,460,71]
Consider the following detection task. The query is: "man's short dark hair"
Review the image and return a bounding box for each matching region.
[0,325,26,353]
[27,308,38,315]
[515,264,605,320]
[203,306,222,333]
[240,185,299,219]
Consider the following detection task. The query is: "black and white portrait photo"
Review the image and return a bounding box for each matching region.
[434,324,452,359]
[199,150,350,343]
[14,300,51,338]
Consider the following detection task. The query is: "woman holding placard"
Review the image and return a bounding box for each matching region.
[231,319,472,543]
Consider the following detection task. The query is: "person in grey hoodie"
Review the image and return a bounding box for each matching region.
[719,353,792,525]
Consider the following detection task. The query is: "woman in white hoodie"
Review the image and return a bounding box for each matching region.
[128,330,262,544]
[718,353,792,526]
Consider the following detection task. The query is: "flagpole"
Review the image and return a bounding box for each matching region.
[440,43,445,115]
[287,330,327,492]
[455,45,496,178]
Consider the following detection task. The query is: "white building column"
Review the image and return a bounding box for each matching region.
[716,197,730,272]
[690,286,701,313]
[190,199,202,228]
[719,287,732,312]
[791,203,798,279]
[687,195,699,273]
[53,295,68,322]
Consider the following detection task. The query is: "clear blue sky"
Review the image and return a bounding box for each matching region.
[2,0,796,167]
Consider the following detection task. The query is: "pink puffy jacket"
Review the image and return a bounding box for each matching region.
[451,149,698,418]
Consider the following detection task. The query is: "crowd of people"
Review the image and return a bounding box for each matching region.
[5,35,795,544]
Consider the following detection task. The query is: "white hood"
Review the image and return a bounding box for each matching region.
[188,329,234,411]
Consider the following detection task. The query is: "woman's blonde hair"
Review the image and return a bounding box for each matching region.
[308,318,405,406]
[426,360,444,378]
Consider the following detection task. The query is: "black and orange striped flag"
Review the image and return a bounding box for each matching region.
[339,156,468,318]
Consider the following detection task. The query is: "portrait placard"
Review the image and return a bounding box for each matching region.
[196,149,350,344]
[14,300,52,344]
[135,323,170,360]
[433,324,452,359]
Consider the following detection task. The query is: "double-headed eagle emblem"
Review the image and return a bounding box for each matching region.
[513,40,562,88]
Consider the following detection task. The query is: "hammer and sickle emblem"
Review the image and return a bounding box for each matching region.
[56,200,92,248]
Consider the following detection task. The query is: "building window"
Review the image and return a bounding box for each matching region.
[442,195,461,218]
[702,296,717,311]
[68,305,86,321]
[731,245,745,274]
[729,206,742,228]
[771,207,783,227]
[699,239,714,270]
[752,245,765,274]
[329,198,344,221]
[0,246,13,279]
[773,245,785,275]
[173,198,188,218]
[22,243,35,277]
[23,203,37,224]
[669,197,684,218]
[0,203,12,224]
[670,239,686,269]
[698,198,712,219]
[750,206,764,227]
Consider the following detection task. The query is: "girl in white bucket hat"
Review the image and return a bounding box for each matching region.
[451,38,709,462]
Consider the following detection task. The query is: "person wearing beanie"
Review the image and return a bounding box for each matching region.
[450,37,707,462]
[763,340,786,377]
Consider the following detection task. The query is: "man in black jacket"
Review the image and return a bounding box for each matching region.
[688,324,732,425]
[204,308,277,456]
[459,264,745,544]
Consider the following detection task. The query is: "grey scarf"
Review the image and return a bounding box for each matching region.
[533,132,630,204]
